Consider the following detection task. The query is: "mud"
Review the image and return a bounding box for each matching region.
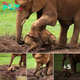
[0,36,80,53]
[54,71,80,80]
[0,36,28,52]
[0,65,26,80]
[27,69,53,80]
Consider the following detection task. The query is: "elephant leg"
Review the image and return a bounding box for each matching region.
[62,54,69,69]
[47,55,53,75]
[27,42,37,52]
[9,54,16,67]
[19,59,22,67]
[69,55,77,74]
[58,21,69,48]
[35,37,44,52]
[68,26,79,48]
[68,12,80,48]
[47,62,53,75]
[62,55,66,69]
[28,13,57,39]
[33,63,42,74]
[22,54,26,67]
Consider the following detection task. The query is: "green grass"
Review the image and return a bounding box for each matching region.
[27,54,36,69]
[54,54,80,72]
[0,54,21,65]
[0,0,80,43]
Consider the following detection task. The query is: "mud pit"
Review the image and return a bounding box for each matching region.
[54,71,80,80]
[0,65,26,80]
[0,36,28,52]
[27,69,53,80]
[0,36,80,53]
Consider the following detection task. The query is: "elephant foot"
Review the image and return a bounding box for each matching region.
[26,48,33,53]
[33,70,37,74]
[8,65,11,67]
[18,40,24,45]
[34,67,47,79]
[23,65,26,68]
[47,68,53,76]
[53,45,66,50]
[19,65,22,67]
[66,43,78,49]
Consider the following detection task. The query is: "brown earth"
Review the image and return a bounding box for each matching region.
[0,65,26,80]
[0,36,80,53]
[54,71,80,80]
[27,69,53,80]
[0,36,28,52]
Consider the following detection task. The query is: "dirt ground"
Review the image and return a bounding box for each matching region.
[54,71,80,80]
[27,69,53,80]
[0,36,80,53]
[0,65,26,80]
[0,36,28,52]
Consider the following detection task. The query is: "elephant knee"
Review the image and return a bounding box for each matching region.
[31,22,37,31]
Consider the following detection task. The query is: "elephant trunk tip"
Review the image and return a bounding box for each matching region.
[16,39,25,45]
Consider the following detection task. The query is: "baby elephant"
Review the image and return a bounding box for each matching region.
[33,54,53,76]
[9,54,26,67]
[7,65,20,72]
[62,54,80,74]
[24,29,58,52]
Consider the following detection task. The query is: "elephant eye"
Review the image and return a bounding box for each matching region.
[22,5,26,8]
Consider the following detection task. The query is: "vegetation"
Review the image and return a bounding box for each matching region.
[0,0,80,43]
[27,54,36,69]
[0,54,21,65]
[54,54,80,72]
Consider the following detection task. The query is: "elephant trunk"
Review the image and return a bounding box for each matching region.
[16,13,26,44]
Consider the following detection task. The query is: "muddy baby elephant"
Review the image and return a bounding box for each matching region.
[9,54,26,67]
[62,54,80,74]
[24,29,58,52]
[33,54,53,76]
[34,67,47,78]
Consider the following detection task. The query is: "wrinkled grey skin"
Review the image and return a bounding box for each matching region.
[24,29,58,52]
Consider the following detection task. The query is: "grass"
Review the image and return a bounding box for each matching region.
[0,0,80,44]
[54,54,80,72]
[27,54,36,69]
[0,54,21,65]
[0,53,36,69]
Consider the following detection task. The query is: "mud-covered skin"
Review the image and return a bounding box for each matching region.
[34,67,47,78]
[33,54,53,76]
[24,29,58,52]
[7,65,20,72]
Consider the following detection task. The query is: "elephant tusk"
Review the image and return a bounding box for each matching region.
[21,18,26,26]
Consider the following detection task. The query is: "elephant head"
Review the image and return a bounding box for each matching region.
[14,0,47,44]
[33,54,51,74]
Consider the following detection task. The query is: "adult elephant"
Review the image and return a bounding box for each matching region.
[14,0,80,48]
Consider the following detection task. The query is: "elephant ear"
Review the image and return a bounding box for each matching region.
[32,0,47,12]
[43,54,50,64]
